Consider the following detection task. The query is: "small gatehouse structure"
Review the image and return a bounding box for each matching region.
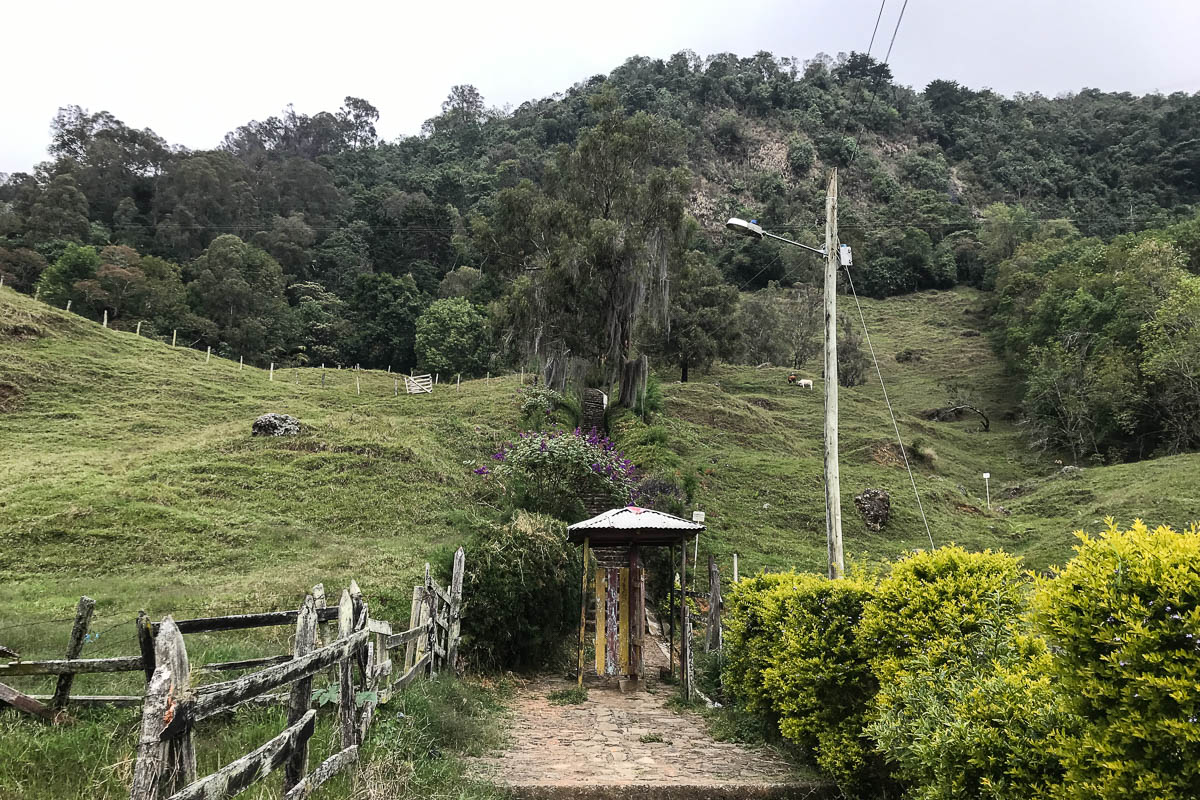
[567,506,703,692]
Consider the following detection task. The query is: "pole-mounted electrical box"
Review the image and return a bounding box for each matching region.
[838,244,853,267]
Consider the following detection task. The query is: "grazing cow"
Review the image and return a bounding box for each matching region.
[787,374,797,384]
[798,379,813,389]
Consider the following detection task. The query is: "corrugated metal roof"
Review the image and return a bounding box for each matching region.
[567,506,705,532]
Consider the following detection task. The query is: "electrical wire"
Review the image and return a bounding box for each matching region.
[883,0,911,64]
[841,262,935,549]
[867,0,889,56]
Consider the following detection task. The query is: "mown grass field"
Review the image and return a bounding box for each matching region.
[2,283,1197,798]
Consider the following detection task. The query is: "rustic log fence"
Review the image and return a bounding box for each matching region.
[0,549,466,800]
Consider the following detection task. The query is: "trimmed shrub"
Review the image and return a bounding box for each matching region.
[1035,518,1200,800]
[867,627,1070,800]
[443,511,579,671]
[723,572,886,797]
[859,546,1028,684]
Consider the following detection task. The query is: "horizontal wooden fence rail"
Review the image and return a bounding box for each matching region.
[149,607,340,636]
[192,628,371,722]
[165,710,317,800]
[0,656,144,676]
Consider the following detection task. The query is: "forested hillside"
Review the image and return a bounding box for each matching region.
[3,50,1199,462]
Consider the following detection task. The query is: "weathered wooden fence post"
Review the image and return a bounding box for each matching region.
[447,547,465,674]
[283,595,317,794]
[683,606,694,703]
[706,555,722,654]
[405,584,424,671]
[129,664,171,799]
[423,564,438,674]
[51,595,95,710]
[311,583,329,646]
[130,617,194,800]
[680,542,691,700]
[336,590,357,749]
[136,611,155,682]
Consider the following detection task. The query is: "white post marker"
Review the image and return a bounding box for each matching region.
[136,321,142,336]
[239,355,244,370]
[172,329,177,347]
[270,363,274,381]
[733,553,739,583]
[356,373,361,395]
[66,300,72,312]
[205,346,211,363]
[983,472,991,511]
[102,310,108,328]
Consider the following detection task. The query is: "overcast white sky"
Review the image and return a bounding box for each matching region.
[3,0,1199,174]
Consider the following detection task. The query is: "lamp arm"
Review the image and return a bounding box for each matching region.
[762,230,826,256]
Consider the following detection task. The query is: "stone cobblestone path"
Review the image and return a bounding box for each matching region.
[470,675,824,799]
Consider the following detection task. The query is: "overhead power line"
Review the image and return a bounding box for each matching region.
[883,0,911,63]
[867,0,889,55]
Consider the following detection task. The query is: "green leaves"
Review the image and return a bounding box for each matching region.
[1035,519,1200,800]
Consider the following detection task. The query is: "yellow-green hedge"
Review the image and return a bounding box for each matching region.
[1036,519,1200,800]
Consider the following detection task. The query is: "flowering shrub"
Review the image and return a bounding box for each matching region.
[475,427,637,522]
[1035,519,1200,800]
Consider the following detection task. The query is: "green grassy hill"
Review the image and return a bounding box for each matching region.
[621,287,1199,575]
[0,285,519,647]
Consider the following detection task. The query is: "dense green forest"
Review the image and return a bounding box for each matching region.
[2,50,1198,461]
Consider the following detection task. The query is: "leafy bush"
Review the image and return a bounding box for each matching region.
[723,571,887,797]
[517,384,577,429]
[475,428,637,522]
[786,134,816,176]
[1035,518,1200,800]
[442,511,579,671]
[859,546,1028,683]
[414,297,489,376]
[867,627,1070,800]
[519,384,564,417]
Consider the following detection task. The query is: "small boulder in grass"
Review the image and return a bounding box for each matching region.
[252,413,300,437]
[854,488,891,531]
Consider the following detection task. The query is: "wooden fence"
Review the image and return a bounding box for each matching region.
[0,549,466,800]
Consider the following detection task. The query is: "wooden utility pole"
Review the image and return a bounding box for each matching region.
[823,169,845,579]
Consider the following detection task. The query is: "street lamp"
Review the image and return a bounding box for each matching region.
[726,171,846,579]
[726,218,827,257]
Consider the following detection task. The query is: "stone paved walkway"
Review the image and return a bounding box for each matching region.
[471,676,821,799]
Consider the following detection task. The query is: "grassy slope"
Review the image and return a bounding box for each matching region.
[1,286,520,799]
[624,286,1199,575]
[1,287,517,622]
